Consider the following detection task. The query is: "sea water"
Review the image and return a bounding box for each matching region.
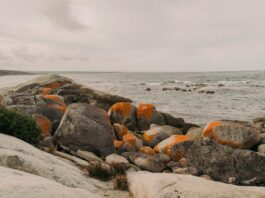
[1,71,264,125]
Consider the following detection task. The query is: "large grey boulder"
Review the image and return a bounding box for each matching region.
[170,138,265,185]
[54,103,115,157]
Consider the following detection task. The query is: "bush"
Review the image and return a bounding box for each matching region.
[0,107,40,145]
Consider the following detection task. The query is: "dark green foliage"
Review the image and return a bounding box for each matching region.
[0,107,40,144]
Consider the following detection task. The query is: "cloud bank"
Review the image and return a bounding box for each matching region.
[0,0,264,71]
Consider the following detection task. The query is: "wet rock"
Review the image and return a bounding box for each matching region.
[122,152,165,172]
[202,120,260,149]
[154,135,190,159]
[54,103,115,157]
[143,124,183,147]
[170,138,265,184]
[137,103,165,131]
[108,102,138,131]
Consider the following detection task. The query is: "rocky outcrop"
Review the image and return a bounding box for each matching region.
[170,138,265,184]
[108,102,138,131]
[128,172,265,198]
[54,103,115,157]
[202,120,260,149]
[0,74,131,135]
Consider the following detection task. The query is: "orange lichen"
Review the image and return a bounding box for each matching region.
[123,133,136,147]
[117,126,128,138]
[137,103,155,119]
[110,102,132,117]
[48,104,67,113]
[139,146,155,155]
[114,140,124,149]
[202,121,223,137]
[42,88,52,95]
[34,115,52,137]
[154,135,190,154]
[43,95,64,105]
[143,130,158,142]
[44,82,62,89]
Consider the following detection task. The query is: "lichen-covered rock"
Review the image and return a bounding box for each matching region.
[122,133,143,150]
[170,138,265,184]
[143,125,183,148]
[154,135,190,159]
[113,123,129,140]
[108,102,138,131]
[54,103,115,157]
[122,152,165,172]
[202,120,260,149]
[139,146,155,155]
[137,103,165,131]
[33,114,52,137]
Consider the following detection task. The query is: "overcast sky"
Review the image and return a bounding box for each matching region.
[0,0,265,72]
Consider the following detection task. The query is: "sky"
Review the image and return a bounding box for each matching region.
[0,0,265,72]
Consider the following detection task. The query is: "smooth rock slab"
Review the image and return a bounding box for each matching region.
[128,172,265,198]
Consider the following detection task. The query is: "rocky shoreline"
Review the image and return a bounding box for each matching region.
[0,74,265,198]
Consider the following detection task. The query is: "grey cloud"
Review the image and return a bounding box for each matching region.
[39,0,88,31]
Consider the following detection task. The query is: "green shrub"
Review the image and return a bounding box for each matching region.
[0,107,40,145]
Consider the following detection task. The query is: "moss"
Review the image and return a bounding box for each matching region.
[0,107,40,145]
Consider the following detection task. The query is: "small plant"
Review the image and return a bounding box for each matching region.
[0,107,40,145]
[88,162,114,181]
[88,162,128,181]
[113,174,129,191]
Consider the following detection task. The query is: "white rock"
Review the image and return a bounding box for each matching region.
[77,150,103,162]
[127,171,265,198]
[105,153,129,165]
[0,166,102,198]
[0,134,131,198]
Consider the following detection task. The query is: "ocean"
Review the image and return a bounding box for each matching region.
[1,71,265,125]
